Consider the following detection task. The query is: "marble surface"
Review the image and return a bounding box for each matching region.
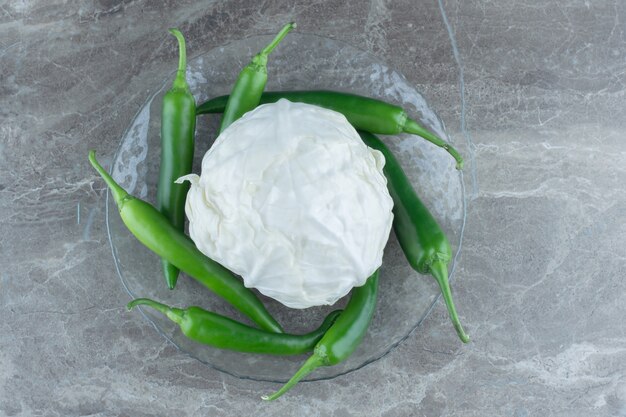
[1,1,625,416]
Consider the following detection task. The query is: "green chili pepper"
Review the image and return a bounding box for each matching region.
[358,131,469,343]
[219,23,295,133]
[262,270,379,401]
[157,29,196,290]
[197,90,463,169]
[88,151,283,333]
[128,298,342,355]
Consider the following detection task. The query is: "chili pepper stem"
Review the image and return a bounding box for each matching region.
[253,22,296,66]
[88,150,130,208]
[403,118,464,170]
[262,353,325,401]
[168,28,189,91]
[127,298,186,325]
[429,260,470,343]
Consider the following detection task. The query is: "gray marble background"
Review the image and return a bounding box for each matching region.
[1,1,625,416]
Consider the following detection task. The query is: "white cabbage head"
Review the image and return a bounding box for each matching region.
[179,99,393,309]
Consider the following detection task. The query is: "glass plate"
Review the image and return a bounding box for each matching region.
[105,32,465,382]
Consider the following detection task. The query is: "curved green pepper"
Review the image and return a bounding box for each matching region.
[359,131,468,343]
[128,298,341,355]
[263,270,379,400]
[89,151,283,333]
[198,90,463,169]
[157,29,196,289]
[219,23,295,132]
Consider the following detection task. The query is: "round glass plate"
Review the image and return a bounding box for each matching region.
[105,32,465,382]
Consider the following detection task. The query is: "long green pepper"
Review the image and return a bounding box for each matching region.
[89,151,283,333]
[263,270,380,401]
[128,298,342,355]
[358,131,469,343]
[157,29,196,290]
[219,23,295,132]
[198,90,463,169]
